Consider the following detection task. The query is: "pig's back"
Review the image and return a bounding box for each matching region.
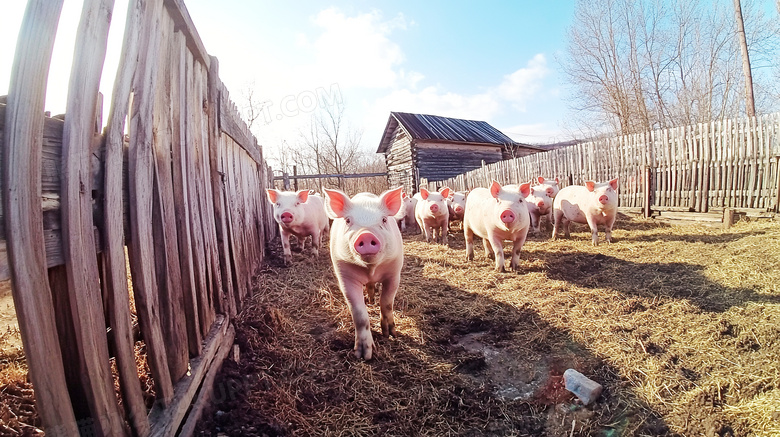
[463,187,493,236]
[554,185,589,223]
[303,195,329,229]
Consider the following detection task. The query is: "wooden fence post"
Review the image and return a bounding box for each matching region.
[2,1,80,434]
[127,0,175,406]
[643,166,652,218]
[61,0,131,433]
[206,56,237,316]
[723,207,735,228]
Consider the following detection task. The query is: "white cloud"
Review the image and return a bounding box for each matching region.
[363,54,554,144]
[301,8,411,89]
[495,53,550,110]
[369,53,551,120]
[372,87,499,121]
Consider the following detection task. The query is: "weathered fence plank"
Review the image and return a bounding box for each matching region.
[148,315,231,437]
[3,0,276,434]
[207,57,238,316]
[170,28,202,358]
[183,48,212,339]
[61,0,129,434]
[101,0,152,433]
[152,13,189,382]
[127,0,175,406]
[441,114,780,218]
[2,1,80,435]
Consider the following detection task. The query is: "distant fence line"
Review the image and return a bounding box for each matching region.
[438,113,780,219]
[272,168,389,194]
[2,1,276,436]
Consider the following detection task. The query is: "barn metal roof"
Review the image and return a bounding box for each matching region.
[377,112,538,153]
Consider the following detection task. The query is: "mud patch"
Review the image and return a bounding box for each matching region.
[455,331,550,401]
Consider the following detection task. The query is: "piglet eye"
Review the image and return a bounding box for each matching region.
[382,217,388,224]
[345,218,352,225]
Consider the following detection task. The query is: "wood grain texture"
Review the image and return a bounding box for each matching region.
[162,0,209,67]
[184,50,213,337]
[206,57,235,315]
[177,324,235,437]
[1,1,80,434]
[170,29,202,357]
[101,0,152,433]
[147,315,230,437]
[152,11,189,383]
[127,0,174,406]
[60,1,129,434]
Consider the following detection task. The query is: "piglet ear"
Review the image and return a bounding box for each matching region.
[518,182,531,198]
[489,180,502,198]
[537,176,545,184]
[609,178,619,190]
[380,186,404,217]
[420,187,430,200]
[266,189,279,203]
[440,187,451,199]
[585,181,596,192]
[297,189,310,203]
[323,189,351,219]
[555,177,560,184]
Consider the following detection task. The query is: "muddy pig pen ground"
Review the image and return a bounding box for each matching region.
[191,214,780,437]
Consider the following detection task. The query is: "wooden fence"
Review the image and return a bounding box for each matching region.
[2,0,275,435]
[273,169,389,193]
[439,113,780,220]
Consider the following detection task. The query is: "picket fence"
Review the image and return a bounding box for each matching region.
[439,114,780,220]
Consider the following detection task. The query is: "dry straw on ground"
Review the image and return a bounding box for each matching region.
[1,216,778,436]
[195,215,780,436]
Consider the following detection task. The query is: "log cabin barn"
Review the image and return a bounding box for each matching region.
[376,112,544,193]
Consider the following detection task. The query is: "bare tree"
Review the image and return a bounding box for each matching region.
[563,0,779,135]
[733,0,756,117]
[239,82,270,130]
[297,102,364,191]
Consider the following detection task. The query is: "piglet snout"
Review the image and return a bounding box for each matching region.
[430,204,439,212]
[354,231,381,256]
[500,210,515,224]
[280,212,294,223]
[454,205,464,214]
[598,195,609,205]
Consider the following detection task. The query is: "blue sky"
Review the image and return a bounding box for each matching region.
[179,0,579,154]
[3,1,779,163]
[1,0,579,161]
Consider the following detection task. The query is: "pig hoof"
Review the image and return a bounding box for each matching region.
[283,255,292,266]
[382,322,397,338]
[354,342,374,360]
